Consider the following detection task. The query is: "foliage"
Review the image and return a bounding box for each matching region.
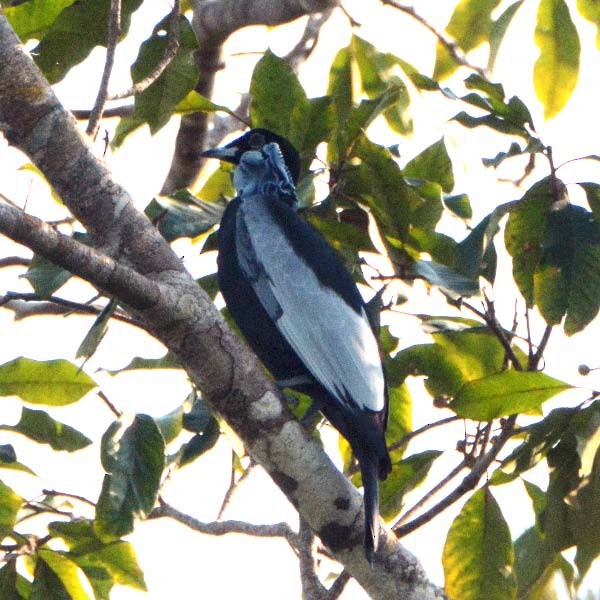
[1,0,600,598]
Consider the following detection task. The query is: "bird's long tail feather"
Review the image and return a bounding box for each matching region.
[360,455,380,563]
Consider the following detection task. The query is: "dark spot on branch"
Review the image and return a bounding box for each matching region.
[334,496,350,510]
[319,522,355,553]
[271,471,298,495]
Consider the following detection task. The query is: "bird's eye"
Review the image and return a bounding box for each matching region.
[248,132,266,149]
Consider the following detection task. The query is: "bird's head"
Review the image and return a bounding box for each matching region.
[202,128,301,185]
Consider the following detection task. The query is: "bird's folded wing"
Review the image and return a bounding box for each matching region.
[237,196,385,413]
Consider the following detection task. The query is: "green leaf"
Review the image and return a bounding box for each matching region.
[145,191,225,242]
[49,520,146,590]
[111,112,145,149]
[326,46,353,165]
[22,254,71,298]
[534,0,580,119]
[0,445,16,464]
[32,549,90,600]
[174,91,237,118]
[384,384,412,463]
[392,329,508,399]
[404,138,454,194]
[178,417,220,466]
[578,0,600,48]
[95,414,165,541]
[76,300,116,363]
[0,561,23,600]
[34,0,143,84]
[351,35,412,135]
[443,488,516,600]
[4,0,76,42]
[580,181,600,219]
[434,0,501,80]
[1,407,91,451]
[0,357,96,406]
[132,14,199,133]
[444,193,472,219]
[0,480,23,539]
[497,407,578,481]
[450,371,572,421]
[489,1,524,71]
[379,451,441,521]
[104,352,180,375]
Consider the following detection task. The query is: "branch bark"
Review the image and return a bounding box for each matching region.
[0,13,445,599]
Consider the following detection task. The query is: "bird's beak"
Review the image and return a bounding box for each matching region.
[201,146,238,162]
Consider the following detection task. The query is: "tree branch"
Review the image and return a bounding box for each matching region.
[86,0,121,135]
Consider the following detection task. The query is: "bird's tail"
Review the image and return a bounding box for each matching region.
[360,455,380,563]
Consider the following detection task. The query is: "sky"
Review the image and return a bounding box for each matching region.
[2,0,600,598]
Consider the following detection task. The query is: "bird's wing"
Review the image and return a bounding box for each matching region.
[236,195,385,413]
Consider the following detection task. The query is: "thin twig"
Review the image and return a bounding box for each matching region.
[41,489,96,507]
[298,518,327,599]
[327,571,351,600]
[0,292,141,327]
[0,256,29,268]
[109,0,181,100]
[530,324,552,371]
[393,415,517,537]
[388,416,461,454]
[285,9,333,72]
[86,0,121,135]
[97,390,122,418]
[216,457,256,520]
[150,501,299,545]
[72,105,135,120]
[462,299,523,371]
[394,460,466,527]
[380,0,488,78]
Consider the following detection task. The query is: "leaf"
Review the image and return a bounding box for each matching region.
[49,521,146,591]
[33,0,143,84]
[351,35,412,135]
[534,0,580,119]
[175,91,237,118]
[434,0,501,80]
[0,480,23,539]
[103,352,180,375]
[384,384,412,463]
[413,260,480,297]
[379,451,441,521]
[132,14,199,133]
[404,138,454,194]
[0,407,91,451]
[444,193,472,219]
[178,417,220,466]
[0,357,96,405]
[489,1,525,71]
[0,561,23,600]
[4,0,76,42]
[95,414,165,541]
[0,445,16,464]
[144,191,225,242]
[450,371,572,421]
[443,488,515,600]
[326,46,353,165]
[32,549,91,600]
[578,0,600,48]
[392,329,508,398]
[22,253,71,298]
[76,300,116,363]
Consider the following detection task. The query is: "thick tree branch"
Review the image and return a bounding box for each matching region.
[160,0,339,194]
[0,14,444,598]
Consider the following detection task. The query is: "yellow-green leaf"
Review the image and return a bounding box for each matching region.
[534,0,580,119]
[0,358,96,406]
[0,480,23,539]
[450,371,572,421]
[443,488,516,600]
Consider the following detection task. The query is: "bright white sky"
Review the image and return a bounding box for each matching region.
[2,1,600,598]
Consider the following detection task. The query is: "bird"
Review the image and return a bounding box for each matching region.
[202,128,392,561]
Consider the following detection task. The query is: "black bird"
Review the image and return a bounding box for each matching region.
[203,129,391,561]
